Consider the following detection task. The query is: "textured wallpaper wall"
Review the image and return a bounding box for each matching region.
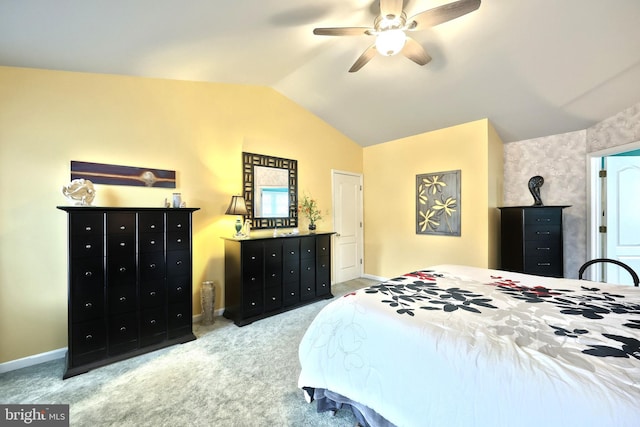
[503,101,640,278]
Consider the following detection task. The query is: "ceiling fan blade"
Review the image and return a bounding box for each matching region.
[379,0,404,19]
[313,27,374,36]
[407,0,480,31]
[401,37,432,66]
[349,45,378,72]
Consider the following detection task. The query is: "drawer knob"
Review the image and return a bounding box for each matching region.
[176,286,183,292]
[120,326,127,332]
[272,297,276,301]
[290,292,295,296]
[120,225,126,230]
[150,224,156,229]
[85,302,93,308]
[307,249,311,253]
[290,270,294,274]
[271,273,276,277]
[119,267,126,273]
[85,334,93,341]
[537,262,551,266]
[150,319,156,325]
[322,247,326,251]
[85,226,92,231]
[177,223,183,228]
[176,313,183,318]
[536,231,551,235]
[150,240,156,245]
[177,238,182,243]
[307,287,312,291]
[251,256,256,260]
[290,251,295,255]
[537,218,551,222]
[149,263,156,269]
[85,244,92,249]
[120,242,126,247]
[321,283,326,287]
[271,253,276,257]
[307,267,311,271]
[85,271,93,277]
[119,296,126,302]
[537,247,550,251]
[150,291,156,296]
[251,302,256,306]
[251,277,256,282]
[176,260,183,265]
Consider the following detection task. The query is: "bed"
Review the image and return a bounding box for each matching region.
[298,265,640,427]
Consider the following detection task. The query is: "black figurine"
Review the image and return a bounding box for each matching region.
[528,175,544,206]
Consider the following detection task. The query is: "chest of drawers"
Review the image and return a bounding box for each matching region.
[58,206,198,378]
[499,206,569,278]
[223,233,333,326]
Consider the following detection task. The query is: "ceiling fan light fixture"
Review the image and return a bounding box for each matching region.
[375,29,406,56]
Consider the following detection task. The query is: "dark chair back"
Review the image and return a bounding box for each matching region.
[578,258,639,287]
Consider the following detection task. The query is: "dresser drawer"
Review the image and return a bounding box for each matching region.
[167,276,190,303]
[284,281,300,306]
[71,257,104,287]
[140,307,167,340]
[106,212,135,234]
[524,208,562,225]
[138,212,165,233]
[70,213,103,236]
[264,241,282,264]
[107,233,135,258]
[108,283,138,315]
[300,237,316,259]
[316,235,331,257]
[71,320,106,358]
[71,286,104,323]
[167,211,190,233]
[167,250,191,277]
[301,258,315,284]
[107,257,136,284]
[108,313,138,354]
[283,239,300,263]
[71,234,103,259]
[140,280,166,308]
[524,241,560,259]
[140,252,165,281]
[524,257,562,277]
[265,264,282,288]
[243,289,264,316]
[524,225,561,241]
[168,302,191,330]
[167,231,189,251]
[265,286,282,311]
[316,256,331,296]
[139,232,164,253]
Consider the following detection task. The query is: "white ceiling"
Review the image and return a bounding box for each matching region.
[2,0,640,146]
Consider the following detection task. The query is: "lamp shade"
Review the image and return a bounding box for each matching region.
[225,195,248,215]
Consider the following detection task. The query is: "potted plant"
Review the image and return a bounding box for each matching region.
[299,194,322,232]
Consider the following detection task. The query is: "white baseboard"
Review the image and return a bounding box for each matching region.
[0,310,228,374]
[0,348,66,374]
[362,273,388,282]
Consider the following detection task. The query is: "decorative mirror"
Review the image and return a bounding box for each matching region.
[243,152,298,229]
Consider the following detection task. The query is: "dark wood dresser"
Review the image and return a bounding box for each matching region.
[499,206,569,278]
[58,206,199,378]
[223,232,334,326]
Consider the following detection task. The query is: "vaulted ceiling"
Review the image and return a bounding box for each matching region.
[2,0,640,146]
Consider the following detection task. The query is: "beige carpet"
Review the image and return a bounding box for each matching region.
[0,278,377,427]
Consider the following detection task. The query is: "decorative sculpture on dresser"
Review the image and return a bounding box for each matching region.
[62,179,96,206]
[528,175,544,206]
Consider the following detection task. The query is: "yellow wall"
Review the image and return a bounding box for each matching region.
[0,66,362,364]
[362,119,503,278]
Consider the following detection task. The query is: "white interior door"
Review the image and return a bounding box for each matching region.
[332,171,363,283]
[605,156,640,285]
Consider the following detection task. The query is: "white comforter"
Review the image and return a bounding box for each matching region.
[298,265,640,427]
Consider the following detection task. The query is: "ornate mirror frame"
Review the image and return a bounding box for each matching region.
[242,152,298,229]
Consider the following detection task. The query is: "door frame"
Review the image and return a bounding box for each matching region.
[331,169,364,281]
[587,139,640,280]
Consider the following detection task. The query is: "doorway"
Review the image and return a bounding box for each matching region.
[331,170,364,283]
[587,141,640,284]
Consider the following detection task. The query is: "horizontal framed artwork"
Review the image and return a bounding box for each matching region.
[71,161,176,188]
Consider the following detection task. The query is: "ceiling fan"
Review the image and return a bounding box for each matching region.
[313,0,481,72]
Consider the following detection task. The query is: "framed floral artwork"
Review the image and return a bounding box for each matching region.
[416,170,461,236]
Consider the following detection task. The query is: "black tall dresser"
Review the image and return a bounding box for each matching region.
[58,206,199,378]
[223,232,334,326]
[499,206,569,278]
